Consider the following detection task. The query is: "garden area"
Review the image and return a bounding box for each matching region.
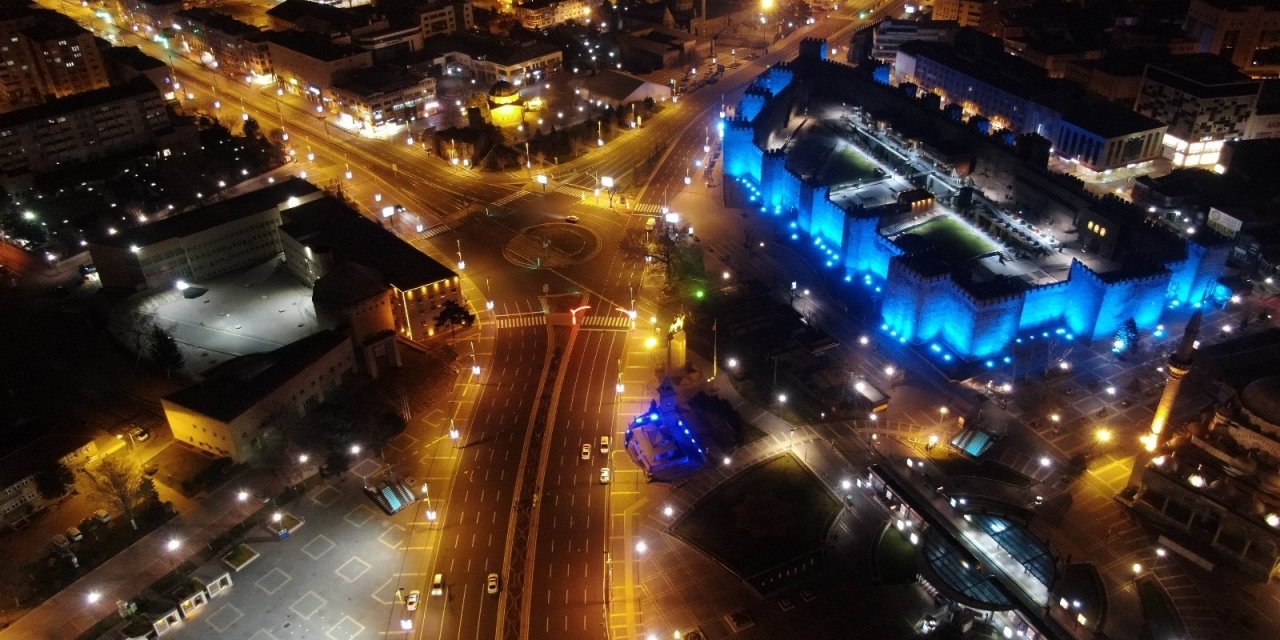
[672,453,840,582]
[899,215,1000,268]
[875,525,920,585]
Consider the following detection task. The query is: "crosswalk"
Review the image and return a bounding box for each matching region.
[491,190,530,207]
[416,224,450,240]
[494,314,546,329]
[632,203,663,213]
[580,315,633,330]
[556,184,593,198]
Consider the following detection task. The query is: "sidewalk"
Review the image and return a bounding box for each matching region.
[0,470,278,640]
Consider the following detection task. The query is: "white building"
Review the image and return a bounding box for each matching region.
[514,0,593,30]
[88,178,323,292]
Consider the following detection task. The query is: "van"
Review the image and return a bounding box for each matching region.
[430,573,445,596]
[599,436,611,455]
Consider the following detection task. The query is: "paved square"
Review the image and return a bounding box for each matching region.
[335,556,372,583]
[254,568,291,595]
[344,504,376,527]
[302,534,336,560]
[311,485,342,507]
[326,615,366,640]
[248,631,279,640]
[203,603,243,633]
[378,524,407,550]
[388,432,419,452]
[351,458,382,479]
[289,591,326,620]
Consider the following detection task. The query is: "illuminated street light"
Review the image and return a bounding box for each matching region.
[1267,513,1280,528]
[635,540,648,554]
[840,479,852,490]
[1156,547,1167,557]
[166,538,181,552]
[722,456,731,466]
[663,505,675,517]
[726,357,738,369]
[86,591,102,604]
[777,393,787,404]
[1132,563,1143,575]
[350,444,361,455]
[237,489,249,502]
[1095,428,1113,444]
[1039,456,1052,467]
[298,453,309,464]
[272,512,283,523]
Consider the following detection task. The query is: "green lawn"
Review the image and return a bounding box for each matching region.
[822,144,882,187]
[903,215,999,267]
[673,454,840,577]
[875,526,919,584]
[1138,577,1186,639]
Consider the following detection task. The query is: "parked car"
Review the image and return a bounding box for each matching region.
[51,534,70,549]
[92,509,111,523]
[129,427,150,441]
[65,527,83,542]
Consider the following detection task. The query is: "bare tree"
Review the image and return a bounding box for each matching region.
[82,457,146,530]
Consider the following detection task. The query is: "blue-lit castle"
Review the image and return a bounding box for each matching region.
[721,39,1231,361]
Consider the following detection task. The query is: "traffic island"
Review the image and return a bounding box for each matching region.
[671,453,840,592]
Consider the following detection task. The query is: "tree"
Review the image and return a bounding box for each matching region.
[1114,317,1141,357]
[83,457,146,530]
[149,325,184,376]
[33,461,76,501]
[435,299,476,341]
[137,475,161,507]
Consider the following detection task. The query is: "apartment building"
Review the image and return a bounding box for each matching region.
[514,0,593,30]
[0,75,172,184]
[1184,0,1280,74]
[0,6,110,110]
[422,32,562,85]
[173,8,272,78]
[421,0,474,37]
[931,0,988,29]
[329,65,437,128]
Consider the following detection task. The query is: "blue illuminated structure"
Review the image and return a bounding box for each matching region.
[722,41,1231,360]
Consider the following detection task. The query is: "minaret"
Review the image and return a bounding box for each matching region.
[1141,311,1201,453]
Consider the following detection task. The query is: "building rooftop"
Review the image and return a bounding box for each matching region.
[0,423,98,491]
[421,32,561,66]
[898,40,1060,103]
[280,197,456,291]
[1143,54,1259,98]
[267,0,377,30]
[18,9,89,42]
[582,69,648,102]
[106,46,167,71]
[164,330,349,425]
[266,29,369,62]
[93,178,318,249]
[176,8,262,38]
[1060,100,1165,138]
[0,75,159,132]
[331,64,432,98]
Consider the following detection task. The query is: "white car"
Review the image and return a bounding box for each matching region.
[600,468,611,485]
[599,436,611,455]
[92,509,111,523]
[431,573,445,596]
[580,443,591,460]
[65,527,83,542]
[405,590,420,611]
[486,573,500,595]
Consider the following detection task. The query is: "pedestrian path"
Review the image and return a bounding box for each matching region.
[580,315,632,330]
[492,190,530,207]
[633,203,663,213]
[494,313,546,329]
[415,223,451,240]
[555,184,593,198]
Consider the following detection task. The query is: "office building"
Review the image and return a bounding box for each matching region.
[931,0,988,29]
[514,0,593,30]
[870,19,956,64]
[420,0,474,37]
[1184,0,1280,74]
[1134,54,1261,167]
[266,30,374,97]
[421,32,562,85]
[328,64,437,128]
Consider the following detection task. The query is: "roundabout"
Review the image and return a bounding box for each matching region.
[501,222,601,269]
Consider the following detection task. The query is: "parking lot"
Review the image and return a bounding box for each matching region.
[170,472,432,640]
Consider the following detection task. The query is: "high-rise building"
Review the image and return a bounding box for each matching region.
[0,6,111,111]
[1133,54,1261,167]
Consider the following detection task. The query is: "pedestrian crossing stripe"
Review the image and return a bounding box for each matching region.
[556,185,593,198]
[581,316,632,329]
[632,203,663,213]
[418,224,450,239]
[492,190,530,207]
[495,314,547,329]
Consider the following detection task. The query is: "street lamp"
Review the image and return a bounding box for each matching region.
[456,239,466,270]
[350,444,361,455]
[1095,428,1113,445]
[937,406,949,428]
[86,590,101,604]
